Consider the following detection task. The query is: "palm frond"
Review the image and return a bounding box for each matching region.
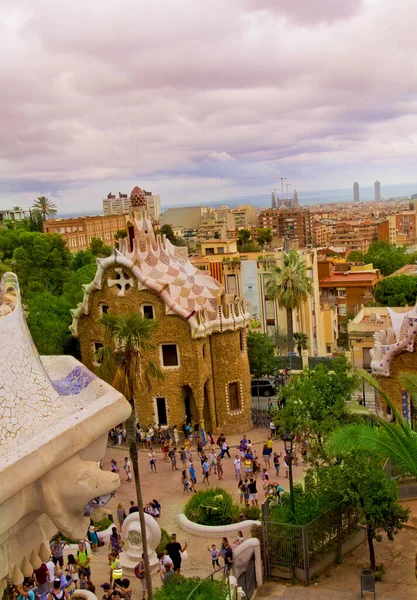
[399,371,417,408]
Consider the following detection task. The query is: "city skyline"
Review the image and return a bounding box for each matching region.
[1,0,417,213]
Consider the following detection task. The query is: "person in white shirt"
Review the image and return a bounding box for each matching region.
[233,456,241,480]
[157,551,173,581]
[124,457,132,482]
[45,560,56,590]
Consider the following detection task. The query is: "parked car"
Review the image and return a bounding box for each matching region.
[251,378,276,397]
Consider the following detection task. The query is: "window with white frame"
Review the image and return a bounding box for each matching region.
[160,344,179,367]
[142,304,154,319]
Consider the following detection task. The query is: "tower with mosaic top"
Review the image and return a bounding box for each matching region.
[71,187,253,434]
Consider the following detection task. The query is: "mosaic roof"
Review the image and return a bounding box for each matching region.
[70,210,251,338]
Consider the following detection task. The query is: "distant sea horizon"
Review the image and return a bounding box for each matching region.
[58,182,417,218]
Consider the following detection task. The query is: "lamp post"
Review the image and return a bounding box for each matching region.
[282,430,296,522]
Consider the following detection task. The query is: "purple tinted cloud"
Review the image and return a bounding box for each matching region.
[0,0,416,212]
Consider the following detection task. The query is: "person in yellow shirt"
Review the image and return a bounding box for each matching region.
[267,437,273,450]
[109,551,123,588]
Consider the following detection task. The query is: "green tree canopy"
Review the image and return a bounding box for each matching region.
[159,224,188,247]
[247,332,278,379]
[12,232,72,296]
[237,228,251,247]
[274,356,357,459]
[256,227,273,247]
[239,241,260,252]
[71,250,96,271]
[347,250,365,262]
[89,237,113,257]
[364,241,410,276]
[374,275,417,306]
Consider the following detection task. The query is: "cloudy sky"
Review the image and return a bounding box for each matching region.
[1,0,417,214]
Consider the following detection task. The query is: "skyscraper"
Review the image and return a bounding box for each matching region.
[374,181,381,202]
[353,182,360,203]
[271,190,277,209]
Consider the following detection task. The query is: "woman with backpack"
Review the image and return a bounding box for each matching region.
[134,554,147,600]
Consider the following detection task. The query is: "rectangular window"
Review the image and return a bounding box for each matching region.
[143,304,154,319]
[217,247,225,254]
[100,304,109,315]
[93,341,104,364]
[156,397,168,426]
[227,274,237,296]
[205,247,215,255]
[337,289,346,297]
[161,344,179,367]
[229,382,240,411]
[326,345,332,354]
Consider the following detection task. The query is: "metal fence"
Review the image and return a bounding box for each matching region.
[262,503,363,583]
[251,407,270,428]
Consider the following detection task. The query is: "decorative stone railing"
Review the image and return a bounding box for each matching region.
[0,272,131,591]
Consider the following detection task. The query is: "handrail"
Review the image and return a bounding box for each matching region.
[185,565,235,600]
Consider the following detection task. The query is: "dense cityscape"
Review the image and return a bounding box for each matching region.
[2,2,417,600]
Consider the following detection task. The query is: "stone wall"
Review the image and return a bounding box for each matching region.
[77,266,252,434]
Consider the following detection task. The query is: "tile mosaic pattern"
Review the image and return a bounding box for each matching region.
[52,365,95,396]
[70,211,252,339]
[0,273,63,445]
[371,311,417,376]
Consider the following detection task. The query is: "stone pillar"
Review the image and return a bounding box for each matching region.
[205,377,218,433]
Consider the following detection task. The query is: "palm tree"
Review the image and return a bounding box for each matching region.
[11,206,22,211]
[95,312,163,600]
[328,370,417,477]
[265,250,313,353]
[293,332,309,357]
[32,196,57,219]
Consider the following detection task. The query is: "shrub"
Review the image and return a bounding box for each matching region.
[240,505,261,521]
[156,528,171,555]
[94,516,113,531]
[154,575,228,600]
[184,488,239,526]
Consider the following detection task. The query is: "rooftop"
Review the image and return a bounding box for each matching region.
[320,272,380,286]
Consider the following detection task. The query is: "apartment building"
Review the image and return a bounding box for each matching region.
[190,248,334,356]
[318,260,381,316]
[103,188,161,221]
[0,209,27,226]
[44,214,126,252]
[377,211,417,247]
[258,208,313,248]
[328,220,378,254]
[313,223,333,247]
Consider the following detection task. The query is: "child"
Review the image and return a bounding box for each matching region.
[208,544,220,569]
[79,572,87,590]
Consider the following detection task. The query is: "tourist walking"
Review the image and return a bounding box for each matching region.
[109,551,123,588]
[165,533,187,574]
[162,440,170,462]
[207,544,220,569]
[75,541,91,580]
[123,457,132,482]
[262,443,271,468]
[189,461,197,485]
[117,503,127,530]
[129,500,138,514]
[157,551,173,582]
[248,478,258,506]
[148,448,157,473]
[216,455,224,480]
[220,439,231,459]
[134,553,147,599]
[109,527,123,554]
[169,447,178,471]
[180,447,187,469]
[202,458,210,485]
[50,536,67,568]
[221,538,233,574]
[273,452,281,477]
[66,555,79,588]
[242,479,250,506]
[234,455,241,480]
[47,579,69,600]
[87,525,99,552]
[173,425,179,446]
